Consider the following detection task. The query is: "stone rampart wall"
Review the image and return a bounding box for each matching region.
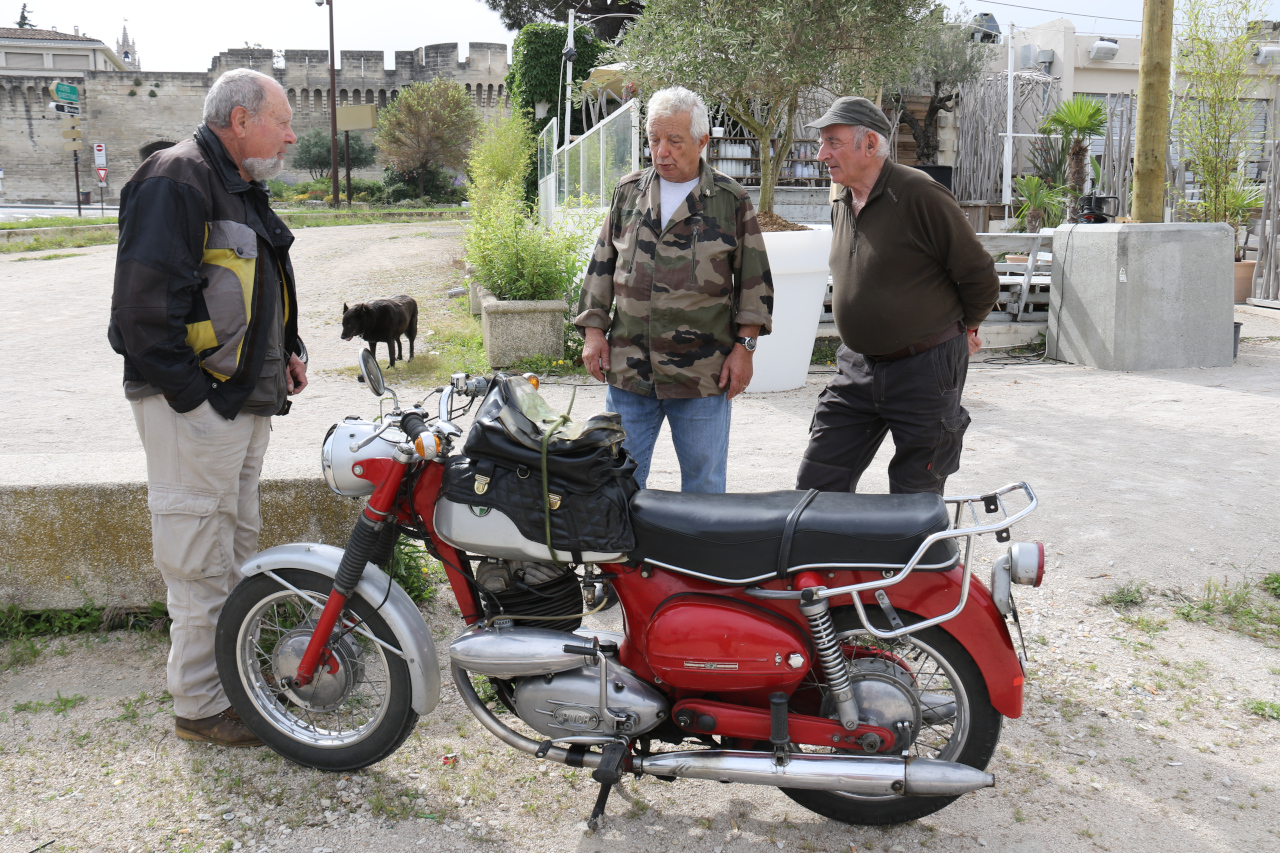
[0,42,511,203]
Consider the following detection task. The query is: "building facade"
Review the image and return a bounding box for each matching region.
[1,37,510,203]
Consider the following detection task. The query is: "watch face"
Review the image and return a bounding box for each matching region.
[738,336,757,352]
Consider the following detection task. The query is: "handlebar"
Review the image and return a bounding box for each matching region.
[400,412,429,442]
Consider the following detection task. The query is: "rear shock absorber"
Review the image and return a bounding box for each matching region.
[799,588,860,730]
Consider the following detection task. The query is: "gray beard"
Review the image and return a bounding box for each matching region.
[242,156,282,181]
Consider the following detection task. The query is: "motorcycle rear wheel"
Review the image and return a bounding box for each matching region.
[779,612,1002,826]
[215,569,419,771]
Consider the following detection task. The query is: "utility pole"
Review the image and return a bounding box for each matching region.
[318,0,340,207]
[563,9,575,147]
[73,150,82,217]
[1132,0,1175,222]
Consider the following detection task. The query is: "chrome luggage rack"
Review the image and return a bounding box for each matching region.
[744,482,1038,639]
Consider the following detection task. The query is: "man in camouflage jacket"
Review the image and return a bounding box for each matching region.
[575,86,773,492]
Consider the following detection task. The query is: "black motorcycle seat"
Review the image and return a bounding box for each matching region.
[629,490,958,584]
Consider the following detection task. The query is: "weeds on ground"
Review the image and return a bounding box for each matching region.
[1173,577,1280,639]
[1246,699,1280,721]
[0,215,117,229]
[13,691,87,715]
[1262,572,1280,598]
[811,337,840,365]
[280,210,467,228]
[1100,580,1148,609]
[0,600,169,639]
[387,539,443,605]
[12,252,87,261]
[1,232,118,253]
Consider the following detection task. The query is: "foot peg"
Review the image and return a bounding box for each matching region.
[587,741,629,831]
[769,692,790,766]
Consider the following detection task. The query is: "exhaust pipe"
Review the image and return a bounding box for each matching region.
[635,750,993,797]
[453,665,991,798]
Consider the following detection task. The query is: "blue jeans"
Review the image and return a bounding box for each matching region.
[606,385,731,493]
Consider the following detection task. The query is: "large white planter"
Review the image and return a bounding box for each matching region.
[747,228,833,393]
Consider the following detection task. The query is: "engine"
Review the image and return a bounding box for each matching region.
[473,559,584,633]
[450,624,669,741]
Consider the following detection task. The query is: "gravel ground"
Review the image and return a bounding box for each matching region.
[2,225,1280,853]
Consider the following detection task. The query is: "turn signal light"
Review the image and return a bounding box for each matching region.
[522,372,540,390]
[414,434,441,459]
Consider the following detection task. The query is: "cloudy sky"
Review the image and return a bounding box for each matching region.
[32,1,1280,73]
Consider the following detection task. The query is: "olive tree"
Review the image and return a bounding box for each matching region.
[375,79,481,201]
[885,8,994,166]
[610,0,933,214]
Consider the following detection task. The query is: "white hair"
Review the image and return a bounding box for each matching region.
[646,86,710,141]
[851,124,891,159]
[203,68,278,129]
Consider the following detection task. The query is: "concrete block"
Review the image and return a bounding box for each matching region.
[1047,223,1235,371]
[746,187,832,225]
[0,479,361,611]
[479,287,566,367]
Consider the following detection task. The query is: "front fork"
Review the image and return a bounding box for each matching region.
[290,455,410,689]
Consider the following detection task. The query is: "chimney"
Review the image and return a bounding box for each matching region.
[75,25,80,36]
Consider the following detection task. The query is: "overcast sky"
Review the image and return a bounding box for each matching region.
[36,1,518,73]
[33,1,1280,74]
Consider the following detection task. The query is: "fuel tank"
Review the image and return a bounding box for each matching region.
[644,594,810,692]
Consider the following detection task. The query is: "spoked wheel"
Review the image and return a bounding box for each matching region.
[214,569,418,771]
[779,608,1002,826]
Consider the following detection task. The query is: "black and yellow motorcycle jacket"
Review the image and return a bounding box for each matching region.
[108,125,300,419]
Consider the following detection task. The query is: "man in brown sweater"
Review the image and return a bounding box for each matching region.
[797,97,998,495]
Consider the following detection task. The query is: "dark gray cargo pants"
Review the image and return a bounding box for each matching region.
[796,332,971,495]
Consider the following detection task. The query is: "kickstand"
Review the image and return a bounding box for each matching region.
[587,782,613,832]
[587,741,628,832]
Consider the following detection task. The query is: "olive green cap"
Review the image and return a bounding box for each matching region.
[805,96,892,137]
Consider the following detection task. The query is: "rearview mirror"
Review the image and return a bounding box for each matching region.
[358,349,385,396]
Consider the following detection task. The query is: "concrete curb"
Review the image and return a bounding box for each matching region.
[1,479,361,611]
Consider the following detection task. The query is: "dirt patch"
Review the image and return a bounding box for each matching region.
[756,211,811,232]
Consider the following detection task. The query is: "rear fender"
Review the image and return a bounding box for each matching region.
[846,570,1024,719]
[241,543,441,716]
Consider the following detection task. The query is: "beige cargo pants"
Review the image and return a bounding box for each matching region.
[132,396,272,720]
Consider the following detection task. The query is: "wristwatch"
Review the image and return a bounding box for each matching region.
[735,336,757,352]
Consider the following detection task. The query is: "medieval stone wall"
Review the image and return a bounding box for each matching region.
[0,42,510,204]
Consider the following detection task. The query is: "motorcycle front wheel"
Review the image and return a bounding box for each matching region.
[214,569,419,771]
[779,611,1002,826]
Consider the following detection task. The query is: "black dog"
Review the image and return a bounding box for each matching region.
[340,294,419,368]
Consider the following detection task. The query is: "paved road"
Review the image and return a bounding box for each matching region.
[0,202,119,221]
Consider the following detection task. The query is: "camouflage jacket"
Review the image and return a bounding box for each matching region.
[574,162,774,399]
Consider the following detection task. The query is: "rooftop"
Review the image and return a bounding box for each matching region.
[0,27,101,43]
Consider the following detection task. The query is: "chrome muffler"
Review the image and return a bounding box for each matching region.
[634,750,993,797]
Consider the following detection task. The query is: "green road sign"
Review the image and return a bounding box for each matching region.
[54,82,79,103]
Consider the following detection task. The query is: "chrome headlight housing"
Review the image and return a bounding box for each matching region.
[321,417,404,497]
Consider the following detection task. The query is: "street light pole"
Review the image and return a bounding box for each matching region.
[317,0,340,207]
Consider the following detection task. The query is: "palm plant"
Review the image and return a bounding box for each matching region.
[1220,172,1264,261]
[1014,175,1066,234]
[1040,95,1107,223]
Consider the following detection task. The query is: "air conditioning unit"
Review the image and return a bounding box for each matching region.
[1018,43,1039,69]
[1089,38,1120,62]
[1255,45,1280,65]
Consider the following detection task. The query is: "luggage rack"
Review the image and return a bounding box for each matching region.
[744,482,1037,639]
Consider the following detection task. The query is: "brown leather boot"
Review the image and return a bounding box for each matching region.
[175,707,263,747]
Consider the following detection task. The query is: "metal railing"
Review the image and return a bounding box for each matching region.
[538,100,641,227]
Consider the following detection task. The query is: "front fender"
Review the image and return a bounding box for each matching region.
[241,543,441,716]
[858,569,1024,719]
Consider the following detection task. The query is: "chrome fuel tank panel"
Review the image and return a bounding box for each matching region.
[433,498,624,564]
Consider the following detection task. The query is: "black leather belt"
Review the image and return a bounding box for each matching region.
[866,320,965,363]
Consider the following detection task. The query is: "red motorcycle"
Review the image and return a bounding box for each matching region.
[215,352,1045,828]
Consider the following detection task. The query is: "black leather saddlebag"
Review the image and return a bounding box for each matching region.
[445,374,640,559]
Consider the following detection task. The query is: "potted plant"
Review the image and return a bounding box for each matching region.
[465,114,599,366]
[1221,172,1264,302]
[1014,175,1066,234]
[1040,95,1107,223]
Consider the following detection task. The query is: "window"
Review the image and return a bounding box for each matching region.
[52,54,90,70]
[5,52,44,68]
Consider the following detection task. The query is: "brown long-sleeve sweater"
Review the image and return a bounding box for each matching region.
[829,161,998,355]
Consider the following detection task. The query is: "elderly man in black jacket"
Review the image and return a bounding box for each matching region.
[108,68,305,747]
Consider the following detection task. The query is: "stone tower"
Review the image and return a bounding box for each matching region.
[116,24,140,71]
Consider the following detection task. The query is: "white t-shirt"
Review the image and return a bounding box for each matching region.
[659,176,701,231]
